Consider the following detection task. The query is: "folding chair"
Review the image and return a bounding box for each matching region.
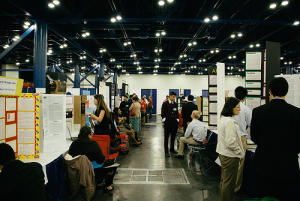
[92,135,124,161]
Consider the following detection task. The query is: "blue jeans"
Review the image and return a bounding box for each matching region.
[147,106,152,118]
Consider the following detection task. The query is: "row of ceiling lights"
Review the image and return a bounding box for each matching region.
[48,0,60,8]
[158,0,174,6]
[269,1,289,9]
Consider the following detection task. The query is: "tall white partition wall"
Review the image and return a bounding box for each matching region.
[217,63,225,129]
[157,89,169,114]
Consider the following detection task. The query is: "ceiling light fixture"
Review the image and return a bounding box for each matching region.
[167,0,174,2]
[116,15,122,20]
[158,0,165,6]
[249,44,254,48]
[238,32,243,37]
[233,55,236,59]
[161,31,166,35]
[210,50,214,54]
[231,34,236,38]
[280,57,284,60]
[204,17,210,23]
[156,32,160,37]
[48,3,55,8]
[215,49,220,53]
[281,1,289,6]
[256,43,260,47]
[212,15,218,20]
[53,0,60,5]
[25,59,29,62]
[293,21,299,25]
[270,3,277,9]
[111,17,116,23]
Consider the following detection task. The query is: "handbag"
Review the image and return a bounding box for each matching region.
[129,103,136,116]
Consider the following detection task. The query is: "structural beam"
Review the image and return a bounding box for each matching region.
[33,20,47,88]
[0,24,35,61]
[74,65,80,88]
[106,74,113,81]
[80,65,99,83]
[99,59,105,77]
[80,74,95,88]
[113,69,117,84]
[50,64,55,72]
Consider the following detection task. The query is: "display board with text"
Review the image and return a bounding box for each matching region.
[0,93,40,159]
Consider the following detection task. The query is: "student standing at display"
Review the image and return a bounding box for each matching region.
[251,77,300,201]
[0,143,52,201]
[181,95,198,133]
[216,97,244,201]
[233,86,252,193]
[141,97,147,125]
[175,110,206,159]
[147,96,153,119]
[86,94,110,135]
[161,92,179,157]
[129,96,142,142]
[120,95,130,123]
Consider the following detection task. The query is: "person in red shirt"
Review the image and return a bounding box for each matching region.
[147,96,153,119]
[141,97,147,125]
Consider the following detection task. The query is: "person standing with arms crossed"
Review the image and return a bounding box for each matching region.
[233,86,252,193]
[181,95,198,133]
[161,92,179,157]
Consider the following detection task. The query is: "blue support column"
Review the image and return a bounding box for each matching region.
[74,65,80,88]
[50,64,55,72]
[286,66,292,74]
[95,65,99,90]
[99,59,105,77]
[113,69,118,84]
[33,20,47,88]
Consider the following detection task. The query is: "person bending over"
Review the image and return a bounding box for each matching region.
[86,94,110,135]
[68,126,118,191]
[0,143,51,201]
[114,108,141,146]
[175,110,206,159]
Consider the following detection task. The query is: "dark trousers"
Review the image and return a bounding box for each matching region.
[255,174,299,201]
[164,120,178,153]
[147,106,152,119]
[94,160,117,187]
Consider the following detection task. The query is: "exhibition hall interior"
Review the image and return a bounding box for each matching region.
[0,0,300,200]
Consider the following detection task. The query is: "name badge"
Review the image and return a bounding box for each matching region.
[173,108,177,111]
[126,105,129,107]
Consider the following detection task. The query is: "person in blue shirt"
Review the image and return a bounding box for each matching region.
[233,86,252,193]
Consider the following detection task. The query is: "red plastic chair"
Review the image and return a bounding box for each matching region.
[92,135,124,161]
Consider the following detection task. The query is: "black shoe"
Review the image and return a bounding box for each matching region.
[170,150,178,154]
[165,153,170,157]
[175,155,184,159]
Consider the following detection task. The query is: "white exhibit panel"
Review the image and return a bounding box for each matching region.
[157,89,169,114]
[191,89,202,97]
[275,74,300,108]
[67,88,80,95]
[42,94,66,152]
[217,62,225,129]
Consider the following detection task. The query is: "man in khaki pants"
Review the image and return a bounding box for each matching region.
[234,86,252,193]
[175,110,206,159]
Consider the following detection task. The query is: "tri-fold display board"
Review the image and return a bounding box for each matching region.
[208,66,218,126]
[0,93,41,159]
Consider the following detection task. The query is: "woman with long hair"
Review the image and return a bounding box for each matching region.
[216,97,244,201]
[86,94,110,135]
[68,126,118,191]
[114,107,141,146]
[129,96,142,142]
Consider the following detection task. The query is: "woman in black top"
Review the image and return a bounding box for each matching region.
[86,94,110,135]
[68,126,118,191]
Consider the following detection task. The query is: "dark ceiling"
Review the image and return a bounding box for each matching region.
[0,0,299,77]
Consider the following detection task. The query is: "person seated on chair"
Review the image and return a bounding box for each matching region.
[68,126,118,192]
[175,110,206,159]
[0,143,52,201]
[114,108,141,146]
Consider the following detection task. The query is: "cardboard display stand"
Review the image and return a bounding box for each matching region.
[0,93,41,159]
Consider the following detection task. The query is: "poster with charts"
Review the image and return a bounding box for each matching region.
[246,52,262,70]
[246,71,261,81]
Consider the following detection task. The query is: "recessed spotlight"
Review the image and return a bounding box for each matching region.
[293,21,299,25]
[212,15,218,20]
[215,49,219,53]
[280,57,284,60]
[256,43,260,47]
[281,1,289,6]
[238,32,243,37]
[85,32,90,36]
[188,43,192,46]
[24,21,30,26]
[228,56,232,59]
[167,0,174,2]
[23,25,29,29]
[25,59,29,62]
[249,44,254,48]
[193,41,197,45]
[210,50,214,54]
[63,44,67,47]
[161,31,166,35]
[16,62,20,65]
[231,34,236,38]
[156,33,160,37]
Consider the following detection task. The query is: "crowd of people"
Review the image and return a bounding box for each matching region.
[0,77,299,201]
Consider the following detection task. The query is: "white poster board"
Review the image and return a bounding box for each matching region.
[246,52,262,70]
[42,94,66,150]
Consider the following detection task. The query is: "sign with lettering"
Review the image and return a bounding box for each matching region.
[0,76,24,96]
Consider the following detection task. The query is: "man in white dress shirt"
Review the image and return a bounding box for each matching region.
[233,86,252,193]
[175,110,206,159]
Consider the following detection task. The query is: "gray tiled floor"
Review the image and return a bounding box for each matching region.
[68,115,248,201]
